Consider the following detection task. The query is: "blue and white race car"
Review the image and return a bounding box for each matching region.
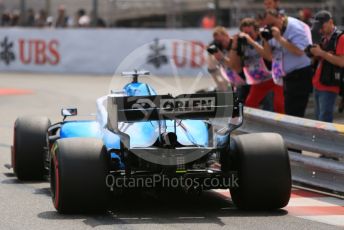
[12,70,291,213]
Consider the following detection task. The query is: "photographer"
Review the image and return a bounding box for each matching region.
[310,11,344,122]
[207,26,233,92]
[261,9,313,118]
[228,18,284,113]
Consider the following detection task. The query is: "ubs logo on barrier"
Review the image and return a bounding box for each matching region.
[19,39,60,65]
[172,41,206,68]
[147,38,168,68]
[0,36,60,66]
[0,37,15,65]
[146,38,207,70]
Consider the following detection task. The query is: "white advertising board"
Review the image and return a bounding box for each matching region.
[0,28,237,76]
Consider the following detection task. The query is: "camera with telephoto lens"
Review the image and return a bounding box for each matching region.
[259,26,273,40]
[237,36,248,56]
[207,41,223,55]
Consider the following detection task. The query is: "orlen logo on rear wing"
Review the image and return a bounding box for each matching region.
[160,97,215,114]
[107,92,233,123]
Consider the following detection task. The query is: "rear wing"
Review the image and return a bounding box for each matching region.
[107,92,234,130]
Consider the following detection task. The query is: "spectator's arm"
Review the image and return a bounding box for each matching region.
[319,52,344,68]
[272,26,306,56]
[278,37,304,56]
[252,39,273,61]
[239,32,272,61]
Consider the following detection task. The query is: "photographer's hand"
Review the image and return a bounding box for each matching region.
[271,27,282,41]
[239,32,255,45]
[310,45,325,57]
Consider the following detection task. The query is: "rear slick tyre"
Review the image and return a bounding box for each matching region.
[230,133,291,210]
[50,138,109,214]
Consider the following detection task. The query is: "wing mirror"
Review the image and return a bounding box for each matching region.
[61,108,77,120]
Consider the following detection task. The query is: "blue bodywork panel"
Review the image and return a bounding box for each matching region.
[60,121,121,149]
[60,121,101,138]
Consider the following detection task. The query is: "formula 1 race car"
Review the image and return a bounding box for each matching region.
[12,70,291,213]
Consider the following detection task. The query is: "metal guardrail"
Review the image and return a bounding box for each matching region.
[289,151,344,195]
[237,107,344,194]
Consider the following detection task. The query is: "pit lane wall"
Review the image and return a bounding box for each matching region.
[0,28,237,75]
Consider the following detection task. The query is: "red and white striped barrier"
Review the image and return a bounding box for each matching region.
[214,188,344,227]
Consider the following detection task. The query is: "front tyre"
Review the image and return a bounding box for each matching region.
[13,116,50,180]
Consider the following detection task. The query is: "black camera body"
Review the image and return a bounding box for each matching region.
[260,26,273,40]
[207,41,223,55]
[304,44,317,58]
[237,37,248,56]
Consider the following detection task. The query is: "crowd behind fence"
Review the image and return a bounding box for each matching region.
[0,5,106,28]
[0,1,334,29]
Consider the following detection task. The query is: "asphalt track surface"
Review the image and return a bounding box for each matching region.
[0,73,343,230]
